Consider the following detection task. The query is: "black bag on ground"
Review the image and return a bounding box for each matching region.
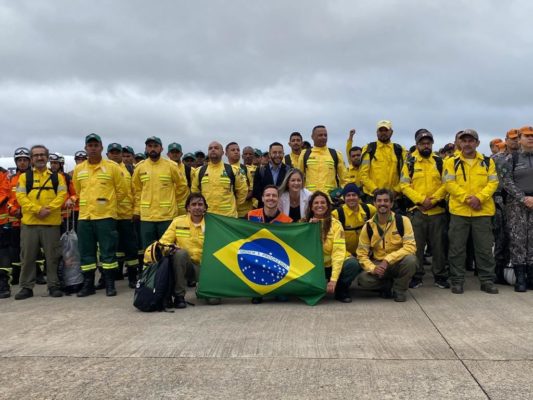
[133,255,174,312]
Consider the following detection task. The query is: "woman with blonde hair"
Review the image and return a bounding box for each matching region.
[278,168,312,222]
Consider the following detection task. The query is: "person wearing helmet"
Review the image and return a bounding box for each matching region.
[49,153,77,234]
[7,148,33,285]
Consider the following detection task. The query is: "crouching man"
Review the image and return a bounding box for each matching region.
[158,192,220,307]
[356,189,417,302]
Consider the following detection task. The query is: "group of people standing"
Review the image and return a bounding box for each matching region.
[0,120,532,307]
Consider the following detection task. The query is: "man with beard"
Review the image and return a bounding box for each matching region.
[253,142,288,208]
[285,132,303,168]
[356,189,417,302]
[106,143,139,288]
[226,142,254,218]
[191,141,247,217]
[73,134,127,297]
[121,146,135,175]
[298,125,346,194]
[400,129,449,289]
[167,142,191,216]
[133,137,186,250]
[14,145,68,300]
[359,120,407,203]
[444,129,499,294]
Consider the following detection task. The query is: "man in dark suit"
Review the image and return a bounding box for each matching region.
[253,142,288,208]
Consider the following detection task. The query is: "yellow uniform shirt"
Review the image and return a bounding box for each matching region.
[322,218,347,281]
[332,203,376,256]
[297,146,347,193]
[191,162,248,218]
[159,214,205,264]
[231,162,254,218]
[356,213,416,273]
[443,152,498,217]
[175,162,191,216]
[73,159,127,221]
[132,158,185,221]
[399,150,447,216]
[117,162,134,220]
[359,141,407,196]
[16,169,67,226]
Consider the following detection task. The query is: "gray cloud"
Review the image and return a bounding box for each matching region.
[1,0,533,158]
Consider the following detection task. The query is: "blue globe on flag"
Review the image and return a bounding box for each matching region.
[237,239,290,285]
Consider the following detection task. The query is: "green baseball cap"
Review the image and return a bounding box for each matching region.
[122,146,135,155]
[85,133,102,144]
[145,136,162,146]
[183,152,196,161]
[194,150,205,157]
[168,142,182,152]
[254,148,262,157]
[107,143,122,152]
[135,153,146,160]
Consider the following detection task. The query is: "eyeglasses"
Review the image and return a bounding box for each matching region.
[32,153,47,158]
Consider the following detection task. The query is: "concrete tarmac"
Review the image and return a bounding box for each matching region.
[1,274,533,399]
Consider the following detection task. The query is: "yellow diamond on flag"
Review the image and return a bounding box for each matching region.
[213,228,315,296]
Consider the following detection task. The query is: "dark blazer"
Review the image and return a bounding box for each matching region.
[252,163,289,206]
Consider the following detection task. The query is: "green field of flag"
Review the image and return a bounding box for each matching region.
[197,213,326,305]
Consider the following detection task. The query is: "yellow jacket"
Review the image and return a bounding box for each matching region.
[117,162,134,220]
[159,214,205,264]
[285,152,301,168]
[322,218,347,281]
[231,162,254,218]
[332,203,376,256]
[175,162,191,216]
[132,158,185,221]
[443,152,498,217]
[356,212,416,273]
[359,141,407,196]
[191,162,248,218]
[400,150,447,216]
[346,166,362,187]
[297,146,347,193]
[16,168,67,226]
[73,159,127,220]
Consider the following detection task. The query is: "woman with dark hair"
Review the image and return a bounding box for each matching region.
[305,191,361,302]
[278,168,312,222]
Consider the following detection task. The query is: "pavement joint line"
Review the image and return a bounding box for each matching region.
[409,290,492,400]
[2,355,532,362]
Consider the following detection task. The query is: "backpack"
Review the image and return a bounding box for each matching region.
[197,163,236,193]
[133,255,175,312]
[453,155,491,181]
[335,203,370,231]
[302,148,340,187]
[25,169,59,197]
[184,164,192,188]
[284,154,293,168]
[363,142,404,178]
[365,213,405,241]
[406,155,443,178]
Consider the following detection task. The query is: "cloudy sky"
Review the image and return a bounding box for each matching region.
[1,0,532,158]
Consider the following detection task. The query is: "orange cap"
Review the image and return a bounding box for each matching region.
[519,126,533,136]
[506,129,519,139]
[497,142,506,150]
[490,138,503,146]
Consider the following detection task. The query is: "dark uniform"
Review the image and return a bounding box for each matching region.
[499,149,533,291]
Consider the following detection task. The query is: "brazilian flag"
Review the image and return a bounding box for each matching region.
[198,213,326,305]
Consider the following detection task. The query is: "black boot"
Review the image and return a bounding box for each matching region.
[77,270,96,297]
[0,271,11,299]
[526,265,533,290]
[104,269,117,297]
[334,282,352,303]
[115,260,125,281]
[127,266,137,289]
[11,264,21,286]
[514,265,527,292]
